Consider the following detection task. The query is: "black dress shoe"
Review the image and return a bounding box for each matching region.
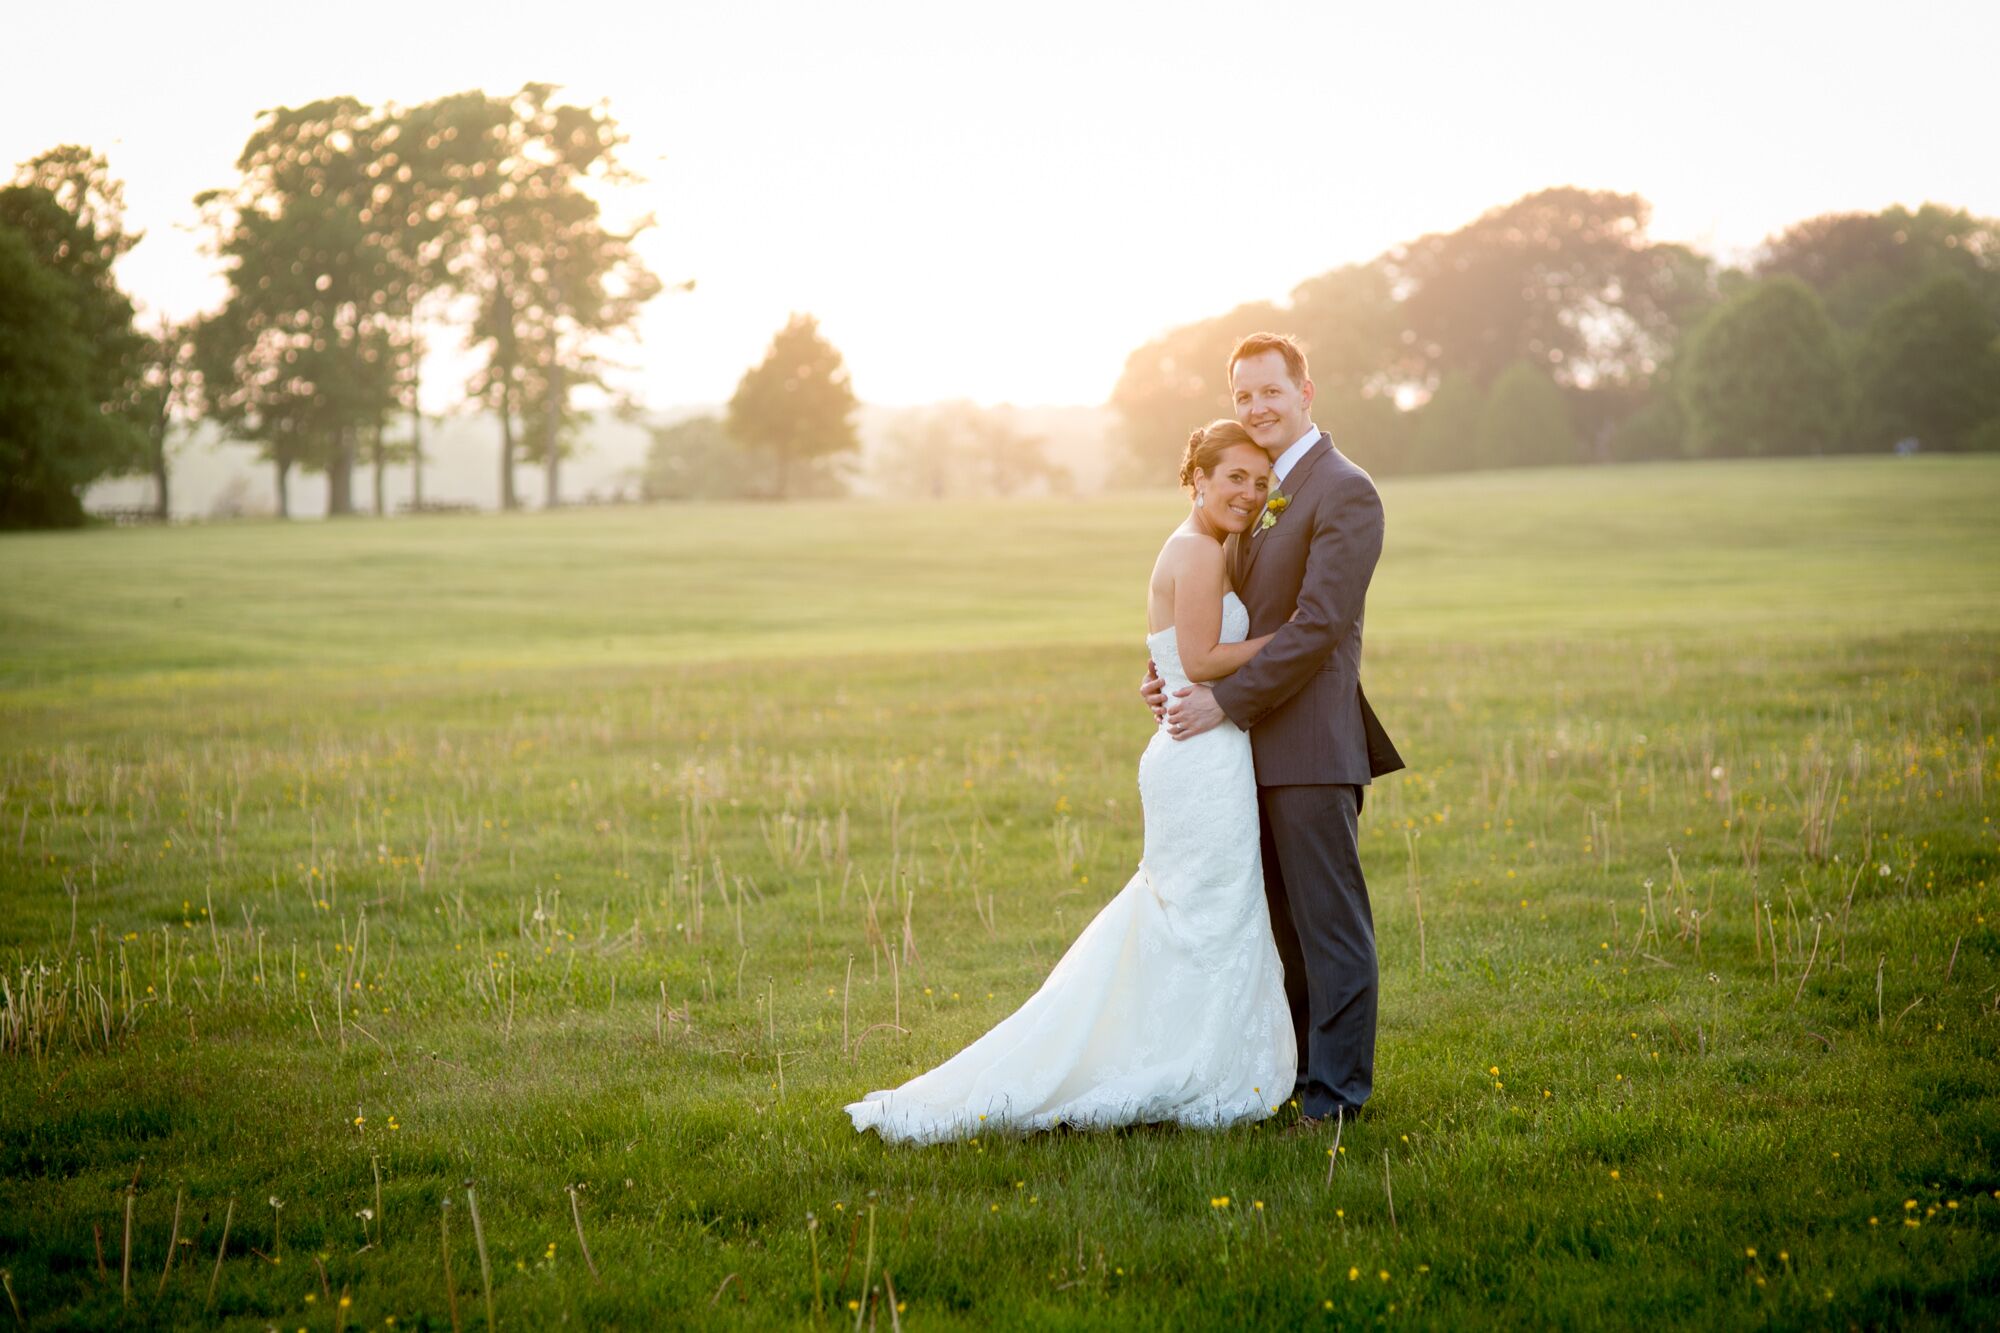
[1286,1106,1362,1136]
[1308,1104,1366,1126]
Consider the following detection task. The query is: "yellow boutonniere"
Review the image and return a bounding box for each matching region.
[1258,491,1289,532]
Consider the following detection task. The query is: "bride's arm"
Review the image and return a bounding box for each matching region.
[1172,543,1277,682]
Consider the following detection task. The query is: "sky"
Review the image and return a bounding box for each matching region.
[5,0,1996,408]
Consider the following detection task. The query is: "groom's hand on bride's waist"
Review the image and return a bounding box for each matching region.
[1165,684,1223,741]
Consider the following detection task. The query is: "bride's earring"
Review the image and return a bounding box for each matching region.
[1195,485,1206,509]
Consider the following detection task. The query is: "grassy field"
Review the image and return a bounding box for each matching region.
[1,455,1996,1330]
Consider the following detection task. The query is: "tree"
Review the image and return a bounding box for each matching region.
[1605,387,1687,462]
[133,316,198,519]
[727,314,860,498]
[1409,373,1483,474]
[1314,390,1411,479]
[1756,204,2000,331]
[1681,277,1847,457]
[1,148,149,496]
[0,223,117,527]
[12,145,134,242]
[5,152,144,427]
[1283,263,1416,396]
[1853,275,2000,451]
[1108,299,1285,483]
[190,300,316,519]
[1107,195,1717,483]
[195,99,403,516]
[872,403,1071,498]
[1475,362,1579,468]
[642,415,751,501]
[362,95,489,514]
[1384,188,1707,391]
[0,152,149,527]
[441,85,663,509]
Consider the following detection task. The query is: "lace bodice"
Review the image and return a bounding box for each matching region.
[1147,591,1250,695]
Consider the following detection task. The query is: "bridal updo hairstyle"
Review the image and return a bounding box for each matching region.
[1179,419,1258,491]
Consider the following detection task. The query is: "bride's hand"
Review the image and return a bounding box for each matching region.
[1140,659,1167,720]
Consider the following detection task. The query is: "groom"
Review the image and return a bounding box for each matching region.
[1146,331,1403,1128]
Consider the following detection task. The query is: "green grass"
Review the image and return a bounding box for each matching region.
[1,455,1996,1329]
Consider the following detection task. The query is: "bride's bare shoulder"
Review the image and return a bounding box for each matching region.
[1156,529,1225,572]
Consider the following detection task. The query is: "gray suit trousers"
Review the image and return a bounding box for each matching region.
[1258,782,1375,1117]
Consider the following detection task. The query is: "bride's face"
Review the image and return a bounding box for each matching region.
[1198,443,1271,533]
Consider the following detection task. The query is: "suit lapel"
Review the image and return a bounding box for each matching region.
[1241,433,1331,586]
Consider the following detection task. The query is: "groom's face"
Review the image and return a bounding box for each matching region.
[1231,351,1314,456]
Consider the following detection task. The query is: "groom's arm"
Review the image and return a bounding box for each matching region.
[1210,473,1384,730]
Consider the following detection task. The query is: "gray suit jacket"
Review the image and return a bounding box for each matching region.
[1212,434,1404,787]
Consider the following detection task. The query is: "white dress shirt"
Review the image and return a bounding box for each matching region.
[1271,424,1322,486]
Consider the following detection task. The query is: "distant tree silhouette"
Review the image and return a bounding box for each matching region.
[875,403,1070,498]
[642,415,751,501]
[727,314,859,498]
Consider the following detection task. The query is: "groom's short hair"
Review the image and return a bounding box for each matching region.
[1228,332,1309,388]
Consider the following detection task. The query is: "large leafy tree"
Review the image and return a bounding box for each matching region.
[1756,204,2000,331]
[727,314,860,498]
[1475,361,1579,468]
[1384,187,1712,391]
[5,150,146,432]
[1409,373,1483,475]
[196,99,402,516]
[1283,262,1416,397]
[1108,298,1285,484]
[1681,277,1847,457]
[1109,194,1717,482]
[441,84,662,509]
[1266,262,1413,478]
[0,145,146,520]
[1109,263,1410,483]
[1853,275,2000,451]
[352,96,478,514]
[0,223,120,527]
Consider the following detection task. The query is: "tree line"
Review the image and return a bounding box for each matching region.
[1,91,873,528]
[10,152,1996,529]
[1110,188,2000,483]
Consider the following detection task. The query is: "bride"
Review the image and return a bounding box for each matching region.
[845,420,1296,1144]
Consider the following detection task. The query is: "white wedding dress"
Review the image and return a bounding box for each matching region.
[845,592,1295,1145]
